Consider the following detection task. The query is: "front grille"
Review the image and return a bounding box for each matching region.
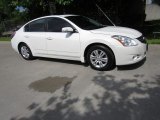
[137,36,147,44]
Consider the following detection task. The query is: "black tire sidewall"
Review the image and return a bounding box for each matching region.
[87,45,115,71]
[19,44,33,60]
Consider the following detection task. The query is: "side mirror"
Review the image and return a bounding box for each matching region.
[62,27,74,33]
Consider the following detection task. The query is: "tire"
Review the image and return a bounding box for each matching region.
[87,45,115,71]
[19,43,34,60]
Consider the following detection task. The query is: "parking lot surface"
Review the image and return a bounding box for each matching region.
[0,42,160,120]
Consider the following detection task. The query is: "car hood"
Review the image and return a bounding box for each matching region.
[90,26,142,38]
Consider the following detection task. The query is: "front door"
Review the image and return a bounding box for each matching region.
[46,17,80,58]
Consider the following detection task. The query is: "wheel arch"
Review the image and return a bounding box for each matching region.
[18,42,32,54]
[84,43,115,63]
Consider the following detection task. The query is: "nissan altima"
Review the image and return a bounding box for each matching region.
[11,15,147,70]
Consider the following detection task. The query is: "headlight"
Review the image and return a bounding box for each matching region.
[112,35,138,46]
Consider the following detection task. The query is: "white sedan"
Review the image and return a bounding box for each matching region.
[11,15,147,70]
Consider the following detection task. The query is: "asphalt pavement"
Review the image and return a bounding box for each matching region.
[0,42,160,120]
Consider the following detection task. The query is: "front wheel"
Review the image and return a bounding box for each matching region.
[19,44,34,60]
[87,45,115,71]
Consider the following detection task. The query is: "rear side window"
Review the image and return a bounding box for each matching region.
[24,24,29,32]
[47,17,73,32]
[24,19,46,32]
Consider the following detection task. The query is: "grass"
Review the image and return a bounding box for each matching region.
[0,37,160,44]
[0,37,11,41]
[147,39,160,44]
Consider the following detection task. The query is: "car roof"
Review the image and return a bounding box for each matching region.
[22,14,78,28]
[39,14,78,19]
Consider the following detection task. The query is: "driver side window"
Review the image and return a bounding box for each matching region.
[47,17,73,32]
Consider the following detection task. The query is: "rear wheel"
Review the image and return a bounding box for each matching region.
[87,45,115,70]
[19,44,34,60]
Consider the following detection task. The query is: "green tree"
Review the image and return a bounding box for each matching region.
[10,0,74,18]
[55,0,73,5]
[0,0,15,20]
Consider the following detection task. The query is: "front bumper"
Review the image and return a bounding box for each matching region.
[115,43,147,65]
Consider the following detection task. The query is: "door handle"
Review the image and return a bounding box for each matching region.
[24,35,29,38]
[46,37,54,40]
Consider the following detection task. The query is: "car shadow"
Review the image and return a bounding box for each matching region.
[37,57,116,71]
[36,57,146,71]
[37,57,88,67]
[117,57,146,71]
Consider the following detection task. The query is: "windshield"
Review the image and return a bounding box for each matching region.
[66,16,106,30]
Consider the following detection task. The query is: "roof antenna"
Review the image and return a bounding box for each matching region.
[95,3,116,26]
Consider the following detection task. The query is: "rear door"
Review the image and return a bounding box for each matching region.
[23,18,46,54]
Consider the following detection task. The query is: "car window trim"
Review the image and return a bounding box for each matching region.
[24,18,47,32]
[46,17,78,33]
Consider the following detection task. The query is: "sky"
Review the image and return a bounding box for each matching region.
[146,0,152,4]
[16,6,26,12]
